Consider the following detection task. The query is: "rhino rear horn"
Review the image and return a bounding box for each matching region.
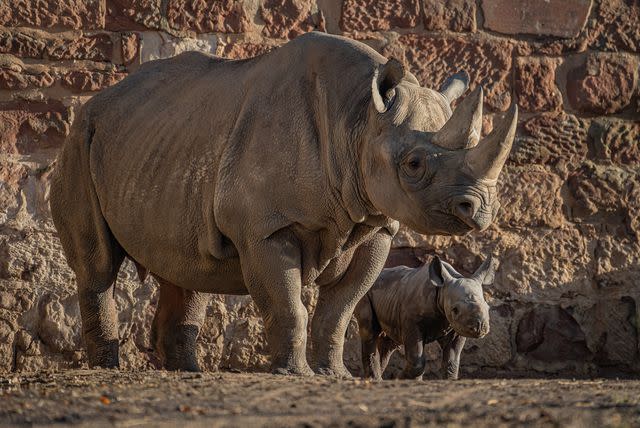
[432,86,483,150]
[372,58,404,113]
[463,102,518,181]
[439,71,470,104]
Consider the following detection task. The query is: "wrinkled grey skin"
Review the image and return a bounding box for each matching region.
[49,32,516,376]
[354,256,497,380]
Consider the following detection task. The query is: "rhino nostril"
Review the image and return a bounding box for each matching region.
[454,200,477,221]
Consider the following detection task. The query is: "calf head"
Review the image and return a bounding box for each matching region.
[361,59,517,235]
[428,255,497,338]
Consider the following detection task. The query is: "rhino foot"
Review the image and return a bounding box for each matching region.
[315,365,353,379]
[271,363,315,377]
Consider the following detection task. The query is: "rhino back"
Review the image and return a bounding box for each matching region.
[81,33,385,292]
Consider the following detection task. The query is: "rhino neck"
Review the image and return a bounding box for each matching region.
[312,69,379,224]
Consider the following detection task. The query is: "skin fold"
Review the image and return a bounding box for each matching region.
[354,256,497,380]
[49,32,516,376]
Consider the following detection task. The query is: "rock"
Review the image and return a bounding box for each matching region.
[0,0,105,30]
[497,166,565,228]
[516,306,591,362]
[481,0,592,38]
[0,28,113,61]
[567,53,638,114]
[106,0,162,30]
[121,32,141,65]
[0,100,70,156]
[34,294,82,354]
[588,119,640,165]
[384,34,513,111]
[340,0,421,32]
[217,40,278,60]
[515,57,562,112]
[166,0,251,33]
[588,0,640,52]
[140,32,217,62]
[260,0,325,39]
[0,66,55,91]
[423,0,476,32]
[61,69,127,92]
[512,112,589,167]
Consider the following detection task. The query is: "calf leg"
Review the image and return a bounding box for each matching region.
[377,336,399,378]
[151,278,209,371]
[439,334,466,380]
[354,298,381,379]
[400,328,425,379]
[312,231,392,377]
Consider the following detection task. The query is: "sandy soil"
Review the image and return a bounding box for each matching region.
[1,370,639,427]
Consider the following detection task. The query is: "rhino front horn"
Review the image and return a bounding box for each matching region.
[432,86,483,150]
[463,102,518,181]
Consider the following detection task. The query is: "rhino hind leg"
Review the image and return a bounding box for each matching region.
[151,278,208,371]
[49,111,125,368]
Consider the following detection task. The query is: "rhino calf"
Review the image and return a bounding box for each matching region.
[354,255,497,380]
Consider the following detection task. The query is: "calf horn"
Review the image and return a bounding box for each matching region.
[463,102,518,181]
[432,86,483,150]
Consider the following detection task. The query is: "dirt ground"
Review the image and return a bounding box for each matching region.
[0,370,639,427]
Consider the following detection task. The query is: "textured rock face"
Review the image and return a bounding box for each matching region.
[0,0,638,376]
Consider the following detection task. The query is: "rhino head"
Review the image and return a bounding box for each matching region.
[361,59,517,235]
[429,255,497,338]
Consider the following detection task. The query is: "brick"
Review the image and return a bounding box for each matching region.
[481,0,591,38]
[121,32,140,65]
[384,34,513,111]
[106,0,162,30]
[0,67,55,90]
[589,0,640,52]
[340,0,420,32]
[588,119,640,165]
[0,100,70,155]
[423,0,476,32]
[260,0,325,39]
[0,28,112,61]
[567,53,638,114]
[512,112,589,167]
[515,57,562,113]
[61,69,127,92]
[166,0,250,33]
[217,41,278,60]
[0,0,105,30]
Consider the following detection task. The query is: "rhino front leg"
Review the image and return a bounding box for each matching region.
[439,334,466,380]
[151,278,208,371]
[240,231,313,376]
[399,328,425,380]
[312,231,392,378]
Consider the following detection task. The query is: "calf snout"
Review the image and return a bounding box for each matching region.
[470,317,490,338]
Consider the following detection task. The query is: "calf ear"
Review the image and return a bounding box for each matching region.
[428,256,453,287]
[372,58,404,113]
[439,71,469,104]
[474,255,498,285]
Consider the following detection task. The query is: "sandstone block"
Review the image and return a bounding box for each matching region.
[567,53,638,114]
[0,100,70,155]
[588,119,640,165]
[106,0,162,30]
[481,0,592,38]
[340,0,420,32]
[516,305,591,362]
[423,0,476,32]
[217,40,278,60]
[167,0,250,33]
[515,57,562,112]
[0,29,112,61]
[589,0,640,52]
[140,32,216,62]
[260,0,325,39]
[62,69,127,92]
[121,32,141,65]
[512,112,588,166]
[0,0,105,30]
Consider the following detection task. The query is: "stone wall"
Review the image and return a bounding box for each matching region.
[0,0,638,376]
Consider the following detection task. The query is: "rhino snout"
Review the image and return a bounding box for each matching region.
[450,196,491,231]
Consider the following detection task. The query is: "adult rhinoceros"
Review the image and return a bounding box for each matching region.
[50,32,516,377]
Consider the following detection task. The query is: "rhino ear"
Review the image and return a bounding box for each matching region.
[473,255,498,286]
[372,58,404,113]
[439,71,470,104]
[429,256,453,287]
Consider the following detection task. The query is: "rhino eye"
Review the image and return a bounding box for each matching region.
[401,154,425,179]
